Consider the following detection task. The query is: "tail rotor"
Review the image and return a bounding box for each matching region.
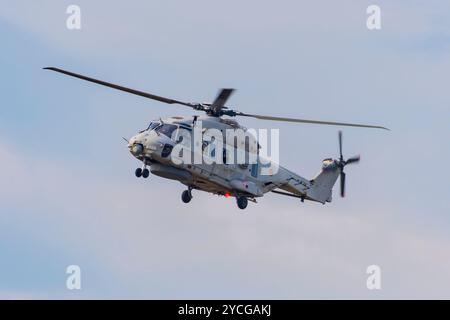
[337,131,360,197]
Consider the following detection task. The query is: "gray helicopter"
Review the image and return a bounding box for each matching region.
[44,67,388,209]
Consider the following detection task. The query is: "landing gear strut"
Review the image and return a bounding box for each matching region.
[135,167,149,178]
[181,189,193,203]
[236,196,248,210]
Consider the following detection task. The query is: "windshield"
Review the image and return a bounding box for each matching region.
[155,123,178,139]
[147,121,160,131]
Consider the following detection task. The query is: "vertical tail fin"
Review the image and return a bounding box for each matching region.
[307,131,361,203]
[307,159,341,203]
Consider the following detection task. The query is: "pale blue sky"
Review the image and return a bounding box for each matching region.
[0,0,449,299]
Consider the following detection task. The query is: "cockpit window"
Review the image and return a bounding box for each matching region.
[147,122,160,131]
[155,124,178,139]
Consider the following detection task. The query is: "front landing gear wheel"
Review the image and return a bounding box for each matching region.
[181,190,192,203]
[237,196,248,209]
[135,168,142,177]
[142,168,149,178]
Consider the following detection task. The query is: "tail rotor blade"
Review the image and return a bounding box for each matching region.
[346,155,360,165]
[338,131,343,161]
[340,171,346,197]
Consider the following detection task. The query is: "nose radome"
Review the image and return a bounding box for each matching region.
[128,131,164,158]
[128,134,143,155]
[132,143,143,155]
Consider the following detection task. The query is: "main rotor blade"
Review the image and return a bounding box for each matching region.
[210,88,235,113]
[236,112,389,130]
[43,67,195,108]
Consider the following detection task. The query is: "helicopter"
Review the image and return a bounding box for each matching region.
[44,67,388,209]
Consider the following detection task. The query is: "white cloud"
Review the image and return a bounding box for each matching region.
[1,140,450,298]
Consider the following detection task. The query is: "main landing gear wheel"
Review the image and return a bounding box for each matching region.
[181,190,192,203]
[142,168,149,178]
[236,196,248,210]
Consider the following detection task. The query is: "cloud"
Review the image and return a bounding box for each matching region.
[1,139,450,298]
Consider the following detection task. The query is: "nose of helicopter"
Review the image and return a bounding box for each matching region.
[128,133,146,157]
[127,131,163,159]
[129,141,143,155]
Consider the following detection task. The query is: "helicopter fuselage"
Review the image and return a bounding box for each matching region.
[127,115,335,206]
